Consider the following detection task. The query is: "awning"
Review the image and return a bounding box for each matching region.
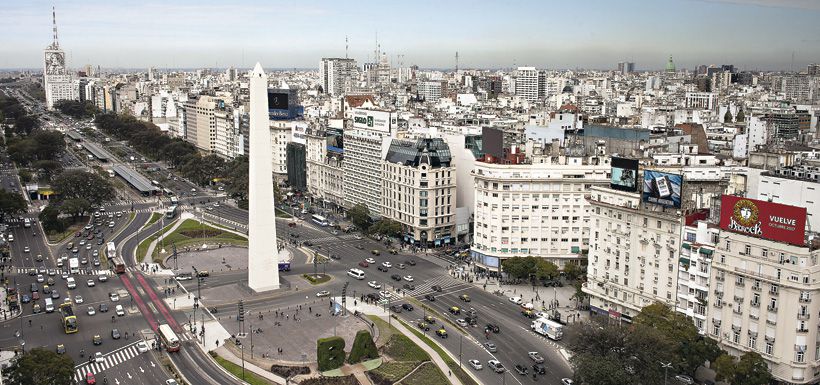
[700,249,714,255]
[682,243,691,249]
[679,257,691,266]
[571,246,581,253]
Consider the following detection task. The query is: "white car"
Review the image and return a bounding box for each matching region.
[115,304,125,316]
[87,307,96,316]
[354,235,362,240]
[136,341,149,353]
[74,295,84,304]
[509,296,523,304]
[36,274,45,283]
[367,281,381,289]
[365,258,376,264]
[166,380,179,385]
[488,359,505,373]
[379,291,392,298]
[403,275,414,282]
[93,352,104,363]
[110,293,120,302]
[23,246,30,253]
[456,319,468,327]
[87,279,95,287]
[468,359,483,370]
[561,379,574,385]
[316,290,331,297]
[108,221,115,228]
[98,274,108,282]
[381,261,392,268]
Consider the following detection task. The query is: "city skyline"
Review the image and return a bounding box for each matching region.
[1,0,819,71]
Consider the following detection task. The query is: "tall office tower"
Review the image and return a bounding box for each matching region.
[320,58,357,96]
[342,108,398,215]
[247,63,279,292]
[617,62,635,74]
[43,7,77,110]
[417,80,446,102]
[808,63,819,76]
[666,55,676,73]
[514,67,539,102]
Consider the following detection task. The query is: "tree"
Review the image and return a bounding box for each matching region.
[563,263,585,281]
[0,190,27,221]
[53,100,98,119]
[51,170,114,204]
[734,352,772,385]
[735,109,745,122]
[369,219,402,238]
[59,198,91,218]
[29,130,65,160]
[5,347,75,385]
[534,258,558,280]
[32,160,63,182]
[713,353,737,382]
[39,204,65,233]
[348,203,371,230]
[501,257,530,280]
[724,110,733,122]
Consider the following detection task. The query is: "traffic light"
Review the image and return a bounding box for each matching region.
[238,300,244,322]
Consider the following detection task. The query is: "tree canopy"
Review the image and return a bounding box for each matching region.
[348,203,371,230]
[501,256,559,281]
[51,170,114,204]
[5,347,75,385]
[368,219,402,237]
[53,100,98,119]
[0,190,27,221]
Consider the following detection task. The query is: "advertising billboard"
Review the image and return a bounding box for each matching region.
[610,157,639,192]
[352,108,395,133]
[267,91,289,110]
[719,195,807,246]
[642,170,683,208]
[291,123,307,145]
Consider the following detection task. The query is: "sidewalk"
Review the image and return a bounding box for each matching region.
[213,345,287,384]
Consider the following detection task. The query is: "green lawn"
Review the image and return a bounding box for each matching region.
[370,362,419,383]
[45,217,88,244]
[399,319,479,385]
[302,274,332,285]
[213,353,276,385]
[141,212,162,230]
[384,334,429,362]
[397,361,449,385]
[275,208,292,218]
[148,219,247,263]
[135,220,179,262]
[368,316,395,346]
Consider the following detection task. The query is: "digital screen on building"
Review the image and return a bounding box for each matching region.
[268,92,289,110]
[642,170,683,208]
[326,129,343,153]
[610,157,639,192]
[719,195,807,246]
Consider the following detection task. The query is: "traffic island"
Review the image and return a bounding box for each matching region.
[302,274,331,285]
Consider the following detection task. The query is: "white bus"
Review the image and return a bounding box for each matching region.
[311,214,329,227]
[170,196,179,205]
[107,242,117,260]
[157,324,180,352]
[166,205,178,218]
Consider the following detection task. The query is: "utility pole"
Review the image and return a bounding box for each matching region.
[172,244,178,270]
[238,300,245,337]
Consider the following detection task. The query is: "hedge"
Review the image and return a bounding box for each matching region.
[347,330,379,364]
[317,336,346,371]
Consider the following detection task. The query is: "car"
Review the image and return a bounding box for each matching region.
[88,306,96,316]
[674,375,695,385]
[115,304,125,316]
[460,294,471,302]
[509,296,523,304]
[86,244,92,250]
[379,291,392,298]
[137,341,149,353]
[431,285,442,292]
[468,359,482,370]
[47,277,55,286]
[488,360,505,373]
[354,235,363,240]
[456,318,468,327]
[61,271,69,280]
[377,265,388,272]
[23,246,30,253]
[316,290,331,297]
[99,303,109,312]
[402,283,415,290]
[358,261,369,268]
[528,351,545,364]
[21,294,30,304]
[36,274,44,283]
[92,250,99,257]
[93,352,103,362]
[72,248,79,253]
[403,275,414,282]
[406,259,416,266]
[93,334,102,345]
[484,342,498,353]
[93,258,100,266]
[79,240,86,246]
[41,285,49,294]
[87,279,95,287]
[532,363,546,374]
[56,344,66,354]
[365,293,380,302]
[175,273,193,281]
[401,303,414,311]
[514,364,528,375]
[51,290,60,299]
[435,328,448,338]
[561,379,574,385]
[48,269,57,277]
[96,239,103,245]
[391,274,401,281]
[109,292,119,301]
[112,329,121,339]
[367,281,381,289]
[424,294,436,301]
[486,323,500,333]
[35,254,43,262]
[75,295,84,304]
[166,380,179,385]
[389,305,402,313]
[416,320,430,331]
[86,372,97,384]
[449,306,460,315]
[108,221,115,228]
[57,259,64,267]
[80,257,88,265]
[397,263,406,269]
[98,274,108,282]
[365,258,376,264]
[381,261,392,268]
[32,292,40,301]
[330,254,341,260]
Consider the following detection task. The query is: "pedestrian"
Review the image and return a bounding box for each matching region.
[309,306,312,313]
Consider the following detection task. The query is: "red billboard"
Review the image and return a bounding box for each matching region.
[719,195,807,246]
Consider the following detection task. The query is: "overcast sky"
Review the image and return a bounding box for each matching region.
[2,0,819,71]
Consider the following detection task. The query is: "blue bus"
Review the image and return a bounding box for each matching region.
[278,262,291,271]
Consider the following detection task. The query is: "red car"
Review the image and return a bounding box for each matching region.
[85,372,96,384]
[358,261,369,268]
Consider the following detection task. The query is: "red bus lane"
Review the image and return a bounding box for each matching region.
[119,274,159,331]
[135,272,182,332]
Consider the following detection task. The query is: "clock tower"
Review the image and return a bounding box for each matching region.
[43,7,76,110]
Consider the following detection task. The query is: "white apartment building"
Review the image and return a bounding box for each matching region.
[418,81,445,102]
[381,138,456,247]
[213,107,244,159]
[305,128,344,209]
[756,170,820,232]
[320,58,357,97]
[342,108,398,215]
[583,186,683,323]
[685,92,717,110]
[677,220,720,334]
[183,96,218,153]
[708,230,820,384]
[514,67,540,102]
[471,159,610,271]
[270,120,296,176]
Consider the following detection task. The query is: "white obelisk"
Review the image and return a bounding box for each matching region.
[248,63,279,291]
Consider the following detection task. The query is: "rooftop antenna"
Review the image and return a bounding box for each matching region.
[791,51,795,73]
[345,35,349,59]
[52,6,59,48]
[455,51,459,73]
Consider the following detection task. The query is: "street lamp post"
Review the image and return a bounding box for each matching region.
[660,361,672,385]
[459,334,463,369]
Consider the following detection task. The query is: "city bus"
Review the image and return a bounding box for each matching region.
[163,188,174,196]
[157,324,180,352]
[169,196,179,205]
[166,205,178,219]
[106,241,116,260]
[111,257,126,274]
[311,214,329,227]
[59,302,78,334]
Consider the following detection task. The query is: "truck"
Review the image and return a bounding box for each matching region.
[531,318,563,340]
[69,257,79,274]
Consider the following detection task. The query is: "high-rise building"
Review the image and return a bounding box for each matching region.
[665,55,676,73]
[306,128,344,210]
[417,80,446,102]
[43,7,77,110]
[381,138,456,247]
[514,67,540,102]
[808,63,819,76]
[343,108,398,215]
[685,92,718,110]
[320,58,357,97]
[617,62,635,74]
[182,96,218,153]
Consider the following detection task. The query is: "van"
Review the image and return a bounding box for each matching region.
[66,277,76,289]
[45,298,54,313]
[347,268,366,280]
[7,234,12,242]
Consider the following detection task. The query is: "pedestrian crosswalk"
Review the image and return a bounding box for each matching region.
[73,341,144,383]
[15,267,111,276]
[405,275,469,295]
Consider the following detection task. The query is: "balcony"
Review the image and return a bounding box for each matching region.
[797,328,809,333]
[799,297,811,303]
[713,301,723,309]
[797,313,810,320]
[766,319,777,326]
[767,305,778,312]
[715,275,725,282]
[750,301,760,308]
[733,307,743,315]
[752,285,761,292]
